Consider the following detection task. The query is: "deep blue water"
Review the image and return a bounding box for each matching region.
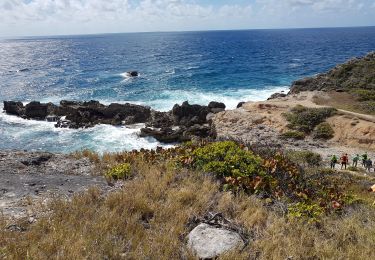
[1,27,375,153]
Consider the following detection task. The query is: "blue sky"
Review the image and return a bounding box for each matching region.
[0,0,375,37]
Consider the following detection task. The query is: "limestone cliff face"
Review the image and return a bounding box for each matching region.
[290,52,375,94]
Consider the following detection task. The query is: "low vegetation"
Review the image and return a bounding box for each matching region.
[280,130,305,140]
[313,122,335,140]
[283,105,336,133]
[1,141,375,259]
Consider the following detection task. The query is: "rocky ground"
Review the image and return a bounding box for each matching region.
[213,91,375,161]
[0,151,110,219]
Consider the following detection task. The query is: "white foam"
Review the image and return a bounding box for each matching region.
[0,109,171,153]
[145,86,290,111]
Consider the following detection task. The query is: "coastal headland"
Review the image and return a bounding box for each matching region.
[1,52,375,259]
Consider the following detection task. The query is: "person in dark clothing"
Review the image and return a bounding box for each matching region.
[366,159,373,173]
[362,153,368,167]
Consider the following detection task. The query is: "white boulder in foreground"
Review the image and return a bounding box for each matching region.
[187,223,244,259]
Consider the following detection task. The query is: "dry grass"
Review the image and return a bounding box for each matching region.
[313,91,375,115]
[1,156,375,259]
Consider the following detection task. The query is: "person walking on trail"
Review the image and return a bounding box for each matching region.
[362,153,368,167]
[341,153,349,170]
[330,155,338,169]
[366,159,373,173]
[352,154,360,167]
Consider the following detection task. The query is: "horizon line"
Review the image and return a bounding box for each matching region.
[1,25,375,40]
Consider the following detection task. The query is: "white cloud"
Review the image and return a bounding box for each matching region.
[0,0,373,36]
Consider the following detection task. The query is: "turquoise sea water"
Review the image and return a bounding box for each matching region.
[1,27,375,152]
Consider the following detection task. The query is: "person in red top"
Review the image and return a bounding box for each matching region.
[340,153,349,170]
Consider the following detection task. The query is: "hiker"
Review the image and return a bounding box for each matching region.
[330,155,338,169]
[340,153,349,170]
[352,154,359,167]
[362,153,368,167]
[366,159,373,173]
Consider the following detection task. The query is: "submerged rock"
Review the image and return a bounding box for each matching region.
[187,223,244,259]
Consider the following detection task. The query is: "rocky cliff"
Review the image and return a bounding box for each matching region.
[290,52,375,93]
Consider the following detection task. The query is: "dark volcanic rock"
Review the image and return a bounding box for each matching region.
[25,101,55,119]
[237,102,245,108]
[208,101,226,113]
[3,101,24,116]
[126,71,139,77]
[289,52,375,94]
[172,101,210,127]
[4,99,224,144]
[267,92,287,100]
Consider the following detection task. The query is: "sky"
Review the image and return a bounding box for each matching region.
[0,0,375,37]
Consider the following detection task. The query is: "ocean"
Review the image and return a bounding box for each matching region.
[1,27,375,153]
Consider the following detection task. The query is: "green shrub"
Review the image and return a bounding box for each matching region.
[283,105,336,133]
[288,202,325,223]
[313,122,334,139]
[286,150,322,167]
[280,131,305,140]
[352,89,375,101]
[105,163,131,180]
[192,141,264,178]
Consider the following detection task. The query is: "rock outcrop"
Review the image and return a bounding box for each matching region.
[3,100,225,143]
[290,52,375,94]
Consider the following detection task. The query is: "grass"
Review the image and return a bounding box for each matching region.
[1,142,375,259]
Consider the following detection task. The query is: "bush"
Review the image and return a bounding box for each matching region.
[286,150,322,167]
[192,141,265,179]
[283,105,336,133]
[105,163,131,180]
[280,131,305,140]
[313,122,334,139]
[352,89,375,101]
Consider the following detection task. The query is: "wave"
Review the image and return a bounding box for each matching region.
[0,110,172,153]
[145,86,290,111]
[0,85,288,153]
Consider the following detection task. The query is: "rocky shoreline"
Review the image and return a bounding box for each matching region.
[3,100,226,143]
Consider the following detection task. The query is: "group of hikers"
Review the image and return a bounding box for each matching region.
[330,153,373,172]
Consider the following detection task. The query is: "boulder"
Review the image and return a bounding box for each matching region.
[140,127,186,143]
[237,102,245,108]
[172,101,210,127]
[3,101,24,116]
[187,223,244,259]
[145,111,173,128]
[208,101,226,113]
[267,92,287,100]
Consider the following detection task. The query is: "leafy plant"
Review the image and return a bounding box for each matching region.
[288,202,324,223]
[105,163,131,180]
[313,122,334,139]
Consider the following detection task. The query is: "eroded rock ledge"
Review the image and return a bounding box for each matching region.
[3,100,226,143]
